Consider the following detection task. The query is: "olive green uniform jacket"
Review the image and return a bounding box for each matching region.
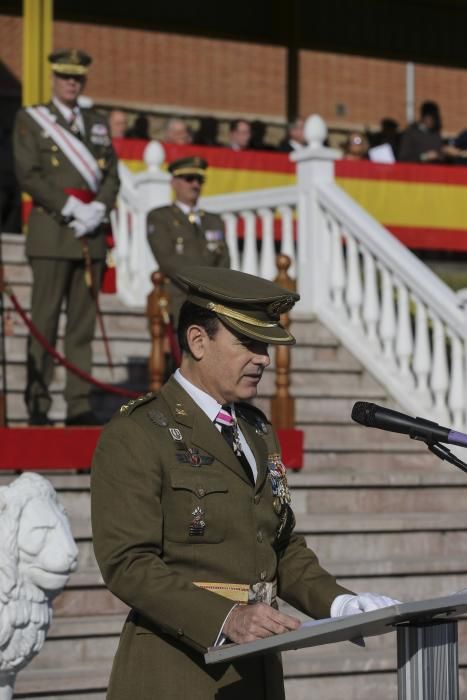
[13,102,119,417]
[91,377,350,700]
[13,101,119,260]
[147,204,230,324]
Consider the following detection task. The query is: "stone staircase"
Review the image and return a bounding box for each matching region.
[1,232,467,699]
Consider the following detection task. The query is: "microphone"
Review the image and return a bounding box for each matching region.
[351,401,467,448]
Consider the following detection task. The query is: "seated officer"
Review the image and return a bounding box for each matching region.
[147,156,230,326]
[91,266,399,700]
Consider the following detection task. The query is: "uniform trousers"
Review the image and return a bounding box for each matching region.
[26,257,104,419]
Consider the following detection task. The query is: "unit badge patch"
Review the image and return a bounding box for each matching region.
[169,428,183,441]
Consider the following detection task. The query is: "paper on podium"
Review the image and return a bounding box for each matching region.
[205,592,467,665]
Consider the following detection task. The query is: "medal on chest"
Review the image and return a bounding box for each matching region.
[267,453,291,514]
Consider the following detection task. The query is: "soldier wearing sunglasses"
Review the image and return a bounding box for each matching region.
[147,156,230,326]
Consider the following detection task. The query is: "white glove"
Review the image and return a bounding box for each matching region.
[64,200,106,237]
[61,195,89,220]
[331,592,401,617]
[78,201,106,230]
[68,219,88,239]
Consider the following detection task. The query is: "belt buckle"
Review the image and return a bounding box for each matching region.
[249,581,276,606]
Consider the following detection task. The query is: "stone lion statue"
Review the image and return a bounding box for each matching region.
[0,473,78,699]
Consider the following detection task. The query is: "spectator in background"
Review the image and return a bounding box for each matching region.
[398,101,443,163]
[342,131,369,160]
[369,118,400,159]
[278,117,306,152]
[164,117,191,145]
[249,120,274,150]
[125,113,150,140]
[193,117,219,146]
[228,119,251,151]
[108,109,128,139]
[442,129,467,165]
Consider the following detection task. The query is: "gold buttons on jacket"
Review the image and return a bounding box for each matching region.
[256,530,263,543]
[260,571,267,581]
[197,488,206,497]
[253,494,261,505]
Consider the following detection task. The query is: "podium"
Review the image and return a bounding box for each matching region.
[205,593,467,699]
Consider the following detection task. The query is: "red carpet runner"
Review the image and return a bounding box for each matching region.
[0,427,303,471]
[0,427,101,470]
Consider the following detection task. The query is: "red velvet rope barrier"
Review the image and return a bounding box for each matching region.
[4,286,142,399]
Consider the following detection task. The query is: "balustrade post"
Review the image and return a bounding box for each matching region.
[147,271,170,392]
[271,254,296,429]
[291,115,341,316]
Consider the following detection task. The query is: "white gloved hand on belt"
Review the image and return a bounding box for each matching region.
[61,195,90,220]
[63,198,106,237]
[74,201,106,231]
[331,592,401,617]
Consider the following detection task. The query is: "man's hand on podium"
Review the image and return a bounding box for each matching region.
[330,592,401,617]
[222,603,301,643]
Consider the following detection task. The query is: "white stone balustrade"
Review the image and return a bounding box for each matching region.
[111,113,467,428]
[307,156,467,428]
[111,141,171,307]
[200,187,298,282]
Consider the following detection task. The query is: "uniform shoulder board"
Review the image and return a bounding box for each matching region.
[236,402,270,434]
[120,392,157,416]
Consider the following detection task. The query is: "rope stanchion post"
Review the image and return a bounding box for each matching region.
[147,271,169,392]
[271,254,296,430]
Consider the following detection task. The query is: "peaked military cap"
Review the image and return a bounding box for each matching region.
[176,266,299,345]
[169,156,208,177]
[48,49,92,76]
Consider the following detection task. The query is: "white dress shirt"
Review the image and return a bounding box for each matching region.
[174,369,258,481]
[175,200,201,226]
[52,96,85,136]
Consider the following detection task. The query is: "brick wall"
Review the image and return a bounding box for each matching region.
[53,20,287,119]
[2,13,467,134]
[299,50,407,131]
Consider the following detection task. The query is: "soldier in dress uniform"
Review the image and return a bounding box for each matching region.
[147,156,230,326]
[13,49,119,425]
[91,266,399,700]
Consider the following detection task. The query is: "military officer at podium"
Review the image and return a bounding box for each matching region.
[91,266,399,700]
[147,156,230,325]
[13,49,119,426]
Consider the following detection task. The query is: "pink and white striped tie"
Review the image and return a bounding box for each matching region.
[214,405,254,483]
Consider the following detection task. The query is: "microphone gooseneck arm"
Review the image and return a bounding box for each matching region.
[425,441,467,475]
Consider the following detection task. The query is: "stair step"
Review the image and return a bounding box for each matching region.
[296,511,467,533]
[300,424,430,451]
[292,485,467,514]
[14,666,109,697]
[303,450,442,469]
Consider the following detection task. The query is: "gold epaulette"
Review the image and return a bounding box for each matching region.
[120,392,156,416]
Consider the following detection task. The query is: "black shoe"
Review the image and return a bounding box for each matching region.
[65,411,103,426]
[29,413,53,426]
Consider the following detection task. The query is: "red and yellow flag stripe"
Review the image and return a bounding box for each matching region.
[22,141,467,251]
[335,160,467,251]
